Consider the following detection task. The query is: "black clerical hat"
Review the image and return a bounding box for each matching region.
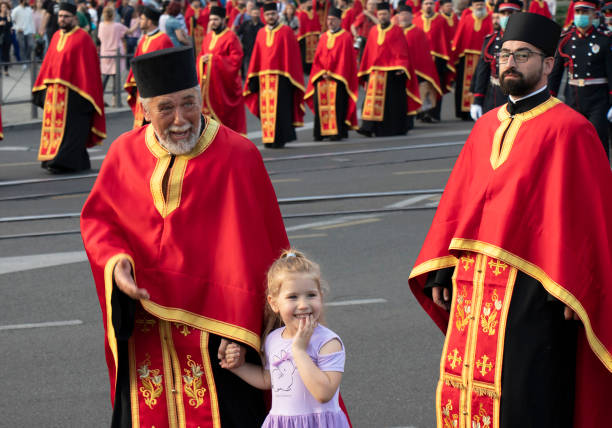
[131,47,199,98]
[210,5,226,17]
[263,2,278,11]
[142,5,162,22]
[397,3,413,12]
[328,6,342,18]
[59,2,77,15]
[501,12,561,57]
[439,0,452,4]
[377,1,390,10]
[495,0,523,12]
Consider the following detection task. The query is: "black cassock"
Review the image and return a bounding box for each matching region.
[34,88,93,172]
[359,72,409,137]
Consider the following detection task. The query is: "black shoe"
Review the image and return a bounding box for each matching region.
[420,114,433,123]
[313,135,323,142]
[356,128,372,137]
[329,135,342,141]
[41,161,48,169]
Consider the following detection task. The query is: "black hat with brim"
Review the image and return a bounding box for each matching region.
[501,12,561,57]
[397,3,413,12]
[377,1,390,10]
[131,46,199,98]
[59,2,77,15]
[328,6,342,18]
[142,5,162,22]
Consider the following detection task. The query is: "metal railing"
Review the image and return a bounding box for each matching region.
[0,49,131,119]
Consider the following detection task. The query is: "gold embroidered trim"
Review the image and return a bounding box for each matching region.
[201,332,222,428]
[128,339,141,428]
[265,24,282,47]
[208,28,229,50]
[33,78,104,116]
[326,28,345,49]
[142,32,164,52]
[56,26,78,51]
[159,321,180,428]
[409,255,458,280]
[376,23,394,45]
[449,238,612,371]
[305,70,358,102]
[422,12,438,33]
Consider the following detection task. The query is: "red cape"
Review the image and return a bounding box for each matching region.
[81,119,289,404]
[413,12,454,92]
[244,24,305,126]
[305,29,358,129]
[296,7,321,40]
[408,98,612,427]
[33,27,106,146]
[528,0,552,19]
[440,11,459,44]
[450,9,492,65]
[358,24,421,114]
[341,6,357,32]
[404,24,442,96]
[124,31,174,112]
[197,28,246,134]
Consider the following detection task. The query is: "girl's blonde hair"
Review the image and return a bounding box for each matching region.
[262,248,328,350]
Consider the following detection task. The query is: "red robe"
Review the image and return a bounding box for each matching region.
[564,1,576,30]
[197,28,246,134]
[528,0,552,19]
[358,24,421,115]
[451,9,492,111]
[305,29,359,130]
[124,30,174,128]
[314,0,331,31]
[81,118,290,407]
[440,11,459,44]
[340,6,358,33]
[32,26,106,149]
[408,99,612,427]
[185,6,207,56]
[244,24,305,127]
[296,8,322,66]
[404,24,442,96]
[413,12,453,91]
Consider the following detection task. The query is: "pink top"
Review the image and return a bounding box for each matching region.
[98,21,128,75]
[262,325,350,427]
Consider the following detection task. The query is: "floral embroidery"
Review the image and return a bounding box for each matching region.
[441,399,459,428]
[135,318,156,333]
[173,322,192,336]
[455,286,472,332]
[472,403,491,427]
[183,355,206,408]
[138,354,163,409]
[480,290,502,335]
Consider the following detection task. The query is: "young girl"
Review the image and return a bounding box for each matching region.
[222,249,350,427]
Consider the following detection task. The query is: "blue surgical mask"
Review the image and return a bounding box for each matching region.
[574,14,591,29]
[608,24,612,32]
[500,15,509,30]
[593,17,600,27]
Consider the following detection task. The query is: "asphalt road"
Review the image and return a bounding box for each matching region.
[0,96,474,428]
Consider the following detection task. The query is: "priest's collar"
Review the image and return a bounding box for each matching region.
[381,22,391,29]
[267,22,279,30]
[147,28,160,36]
[507,85,550,115]
[214,25,226,34]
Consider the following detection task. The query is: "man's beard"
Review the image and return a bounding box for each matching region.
[158,123,200,155]
[59,21,74,31]
[500,66,542,97]
[473,8,487,19]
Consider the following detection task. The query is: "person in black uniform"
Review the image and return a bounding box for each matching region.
[470,0,523,120]
[549,0,612,158]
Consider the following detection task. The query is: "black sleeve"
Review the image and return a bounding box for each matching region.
[548,47,565,96]
[423,266,454,298]
[248,75,259,93]
[470,37,491,106]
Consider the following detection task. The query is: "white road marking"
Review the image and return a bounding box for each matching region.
[385,194,436,209]
[0,320,83,331]
[326,298,387,307]
[0,251,87,275]
[314,217,380,230]
[285,215,377,232]
[0,146,30,151]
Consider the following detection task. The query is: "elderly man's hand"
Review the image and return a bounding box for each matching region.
[113,258,150,300]
[432,286,451,310]
[218,338,246,369]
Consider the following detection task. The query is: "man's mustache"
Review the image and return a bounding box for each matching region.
[501,68,523,79]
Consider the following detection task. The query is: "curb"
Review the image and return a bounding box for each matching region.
[3,108,133,132]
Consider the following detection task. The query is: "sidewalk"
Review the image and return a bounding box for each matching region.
[1,63,131,130]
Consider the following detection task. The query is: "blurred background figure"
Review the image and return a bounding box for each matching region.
[98,5,128,103]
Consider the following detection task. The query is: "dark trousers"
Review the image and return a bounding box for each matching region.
[566,83,610,158]
[430,57,448,121]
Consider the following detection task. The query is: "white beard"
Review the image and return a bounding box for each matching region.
[157,122,201,155]
[473,8,487,19]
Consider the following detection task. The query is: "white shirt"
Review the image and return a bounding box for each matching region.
[11,4,35,35]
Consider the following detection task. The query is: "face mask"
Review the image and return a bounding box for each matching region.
[574,14,591,28]
[500,15,509,30]
[593,17,600,27]
[608,24,612,31]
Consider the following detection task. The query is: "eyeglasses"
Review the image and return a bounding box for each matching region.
[497,49,545,64]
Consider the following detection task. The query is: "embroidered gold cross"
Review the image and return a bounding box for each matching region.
[173,323,192,336]
[447,348,462,370]
[135,318,156,333]
[476,354,493,376]
[487,259,508,276]
[460,255,475,271]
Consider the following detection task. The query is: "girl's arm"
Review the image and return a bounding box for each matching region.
[222,342,272,390]
[292,316,343,403]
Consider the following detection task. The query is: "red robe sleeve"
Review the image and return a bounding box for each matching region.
[528,0,552,19]
[33,27,106,146]
[404,25,442,96]
[198,29,246,134]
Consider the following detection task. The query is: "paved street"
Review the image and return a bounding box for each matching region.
[0,96,473,427]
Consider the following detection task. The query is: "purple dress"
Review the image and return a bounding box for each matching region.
[262,325,350,428]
